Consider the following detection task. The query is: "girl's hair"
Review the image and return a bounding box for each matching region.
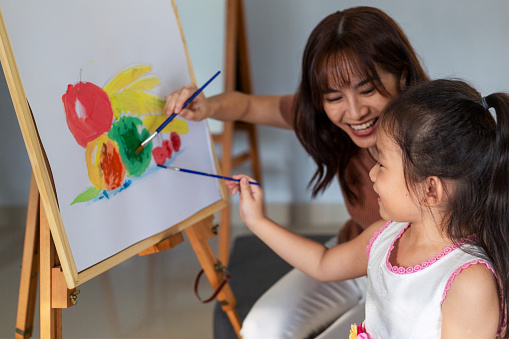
[380,79,509,335]
[294,6,429,201]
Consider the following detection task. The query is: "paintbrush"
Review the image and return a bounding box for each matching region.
[135,70,221,154]
[157,164,261,186]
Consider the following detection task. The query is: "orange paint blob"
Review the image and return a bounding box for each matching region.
[85,135,126,190]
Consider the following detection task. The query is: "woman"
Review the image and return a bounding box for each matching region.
[166,6,429,338]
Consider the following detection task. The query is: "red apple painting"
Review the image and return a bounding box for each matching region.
[63,64,187,205]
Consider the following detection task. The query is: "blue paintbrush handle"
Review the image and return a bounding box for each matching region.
[155,113,178,133]
[155,70,221,134]
[157,165,261,186]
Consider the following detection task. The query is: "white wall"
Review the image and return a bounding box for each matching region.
[1,0,509,206]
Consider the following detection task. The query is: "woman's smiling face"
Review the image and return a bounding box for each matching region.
[322,69,402,150]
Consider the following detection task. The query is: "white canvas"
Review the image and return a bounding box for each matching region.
[0,0,222,271]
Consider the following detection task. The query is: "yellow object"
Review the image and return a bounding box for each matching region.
[109,90,165,119]
[142,113,189,134]
[103,64,152,96]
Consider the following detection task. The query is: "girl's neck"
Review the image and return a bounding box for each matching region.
[391,221,452,268]
[406,223,448,245]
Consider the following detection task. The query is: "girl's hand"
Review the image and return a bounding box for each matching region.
[226,174,265,228]
[164,83,210,121]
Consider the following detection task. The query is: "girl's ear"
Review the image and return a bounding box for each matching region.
[422,176,444,207]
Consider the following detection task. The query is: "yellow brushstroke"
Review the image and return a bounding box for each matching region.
[110,90,165,119]
[143,114,189,135]
[103,64,152,96]
[85,134,109,189]
[126,76,160,91]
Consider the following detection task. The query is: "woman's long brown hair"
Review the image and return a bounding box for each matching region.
[294,7,429,202]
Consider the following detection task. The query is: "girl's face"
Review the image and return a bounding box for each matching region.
[369,128,421,222]
[322,69,402,150]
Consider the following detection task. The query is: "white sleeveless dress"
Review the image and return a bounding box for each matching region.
[361,221,494,338]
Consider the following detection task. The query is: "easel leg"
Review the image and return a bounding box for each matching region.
[17,174,77,338]
[217,121,234,266]
[15,174,40,339]
[185,216,242,338]
[40,202,62,338]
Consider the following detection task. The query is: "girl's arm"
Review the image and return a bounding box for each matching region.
[441,263,500,338]
[165,85,291,129]
[229,175,385,282]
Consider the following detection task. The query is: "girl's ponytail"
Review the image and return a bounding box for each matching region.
[483,92,509,335]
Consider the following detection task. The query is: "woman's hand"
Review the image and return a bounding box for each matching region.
[226,174,266,229]
[164,83,210,121]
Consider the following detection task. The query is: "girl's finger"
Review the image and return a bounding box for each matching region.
[239,177,254,200]
[225,180,240,195]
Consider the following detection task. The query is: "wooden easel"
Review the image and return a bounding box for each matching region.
[214,0,262,265]
[3,1,243,337]
[15,174,243,339]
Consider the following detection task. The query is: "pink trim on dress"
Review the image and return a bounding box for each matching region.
[385,224,461,275]
[365,220,392,258]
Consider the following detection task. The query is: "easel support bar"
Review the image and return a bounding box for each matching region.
[138,232,184,256]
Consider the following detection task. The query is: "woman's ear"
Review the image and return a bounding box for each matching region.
[399,70,408,91]
[422,176,444,207]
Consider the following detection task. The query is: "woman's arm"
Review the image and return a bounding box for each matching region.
[165,84,291,129]
[229,174,385,282]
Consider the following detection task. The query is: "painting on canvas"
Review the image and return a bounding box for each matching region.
[0,0,222,272]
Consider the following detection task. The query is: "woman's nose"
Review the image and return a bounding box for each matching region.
[347,97,365,119]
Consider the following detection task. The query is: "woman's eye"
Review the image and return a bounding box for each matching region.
[361,87,375,95]
[325,95,342,103]
[377,161,383,168]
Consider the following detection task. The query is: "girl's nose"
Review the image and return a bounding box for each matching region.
[369,163,378,183]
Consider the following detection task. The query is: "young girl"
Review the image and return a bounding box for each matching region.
[227,79,509,338]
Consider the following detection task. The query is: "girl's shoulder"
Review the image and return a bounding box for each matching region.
[441,261,500,336]
[361,219,389,242]
[443,259,498,304]
[362,219,393,257]
[365,219,391,233]
[365,220,408,254]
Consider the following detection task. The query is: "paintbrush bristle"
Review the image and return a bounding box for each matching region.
[134,145,144,155]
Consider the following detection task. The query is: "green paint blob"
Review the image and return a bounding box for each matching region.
[108,116,152,177]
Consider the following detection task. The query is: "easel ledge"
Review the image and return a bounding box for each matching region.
[16,174,242,339]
